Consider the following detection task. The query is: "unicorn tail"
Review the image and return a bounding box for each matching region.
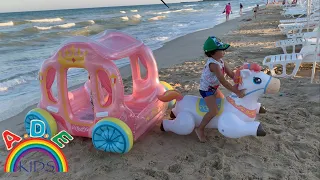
[157,90,183,102]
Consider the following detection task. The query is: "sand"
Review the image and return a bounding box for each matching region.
[1,5,320,180]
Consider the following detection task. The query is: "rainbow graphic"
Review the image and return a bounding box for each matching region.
[4,138,68,172]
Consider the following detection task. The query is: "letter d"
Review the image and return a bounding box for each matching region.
[30,120,46,138]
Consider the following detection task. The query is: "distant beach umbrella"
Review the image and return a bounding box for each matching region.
[161,0,170,8]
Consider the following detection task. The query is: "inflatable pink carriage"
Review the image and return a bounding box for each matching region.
[24,30,175,154]
[158,63,281,138]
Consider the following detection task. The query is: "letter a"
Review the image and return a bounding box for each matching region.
[2,130,22,151]
[30,120,46,138]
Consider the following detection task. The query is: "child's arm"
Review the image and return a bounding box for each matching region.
[224,63,235,79]
[209,63,241,95]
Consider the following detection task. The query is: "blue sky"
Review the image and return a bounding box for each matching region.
[1,0,198,13]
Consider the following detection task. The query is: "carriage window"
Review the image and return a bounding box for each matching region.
[45,67,58,103]
[138,57,148,80]
[97,70,113,107]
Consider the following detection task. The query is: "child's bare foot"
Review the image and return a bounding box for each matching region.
[195,128,207,142]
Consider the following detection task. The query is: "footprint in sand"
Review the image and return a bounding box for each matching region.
[168,163,182,174]
[175,153,195,163]
[270,128,282,134]
[195,150,208,158]
[200,158,223,172]
[144,169,169,180]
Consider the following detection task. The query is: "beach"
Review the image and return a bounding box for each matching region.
[1,4,320,180]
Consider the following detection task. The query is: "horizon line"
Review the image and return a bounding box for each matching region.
[0,1,199,14]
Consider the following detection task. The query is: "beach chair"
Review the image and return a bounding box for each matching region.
[278,21,318,33]
[281,5,319,18]
[281,9,306,18]
[279,15,320,24]
[280,23,318,37]
[287,27,319,38]
[263,45,319,82]
[275,37,319,54]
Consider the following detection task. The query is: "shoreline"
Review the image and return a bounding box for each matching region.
[0,9,255,143]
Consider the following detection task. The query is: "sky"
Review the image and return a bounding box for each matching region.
[0,0,198,13]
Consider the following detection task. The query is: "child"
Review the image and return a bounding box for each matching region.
[195,36,246,142]
[253,5,259,19]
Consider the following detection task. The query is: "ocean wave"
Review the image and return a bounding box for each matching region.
[153,8,200,15]
[0,71,38,92]
[173,8,199,13]
[121,16,129,21]
[132,14,142,19]
[153,11,171,15]
[26,18,63,23]
[131,10,138,12]
[120,11,126,13]
[183,5,198,7]
[153,36,169,41]
[70,25,106,36]
[56,23,76,28]
[34,26,53,30]
[78,20,95,26]
[0,21,14,27]
[149,16,166,21]
[0,77,27,92]
[29,23,76,32]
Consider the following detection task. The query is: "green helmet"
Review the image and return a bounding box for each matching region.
[203,36,230,52]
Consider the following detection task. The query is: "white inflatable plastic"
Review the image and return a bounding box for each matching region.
[158,63,280,138]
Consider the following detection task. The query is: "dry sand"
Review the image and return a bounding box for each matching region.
[1,5,320,180]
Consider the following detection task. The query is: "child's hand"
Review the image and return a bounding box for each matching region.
[236,89,246,98]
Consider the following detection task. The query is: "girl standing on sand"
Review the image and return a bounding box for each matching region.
[195,36,246,142]
[240,3,243,15]
[224,3,232,21]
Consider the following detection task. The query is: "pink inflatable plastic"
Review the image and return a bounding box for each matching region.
[24,30,175,153]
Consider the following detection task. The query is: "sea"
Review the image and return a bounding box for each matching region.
[0,0,264,121]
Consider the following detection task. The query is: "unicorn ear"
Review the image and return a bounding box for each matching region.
[240,69,252,79]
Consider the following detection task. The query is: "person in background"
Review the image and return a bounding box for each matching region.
[224,3,232,21]
[253,4,259,19]
[240,3,243,15]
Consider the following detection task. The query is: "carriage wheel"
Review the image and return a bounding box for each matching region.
[24,108,58,139]
[92,118,133,154]
[160,81,176,108]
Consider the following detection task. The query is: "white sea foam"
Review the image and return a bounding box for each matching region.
[121,16,129,21]
[27,18,63,23]
[33,23,75,31]
[34,26,53,30]
[149,16,166,21]
[0,21,14,27]
[153,8,200,15]
[132,14,142,19]
[56,23,76,28]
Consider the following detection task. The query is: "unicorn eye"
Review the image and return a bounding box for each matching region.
[253,77,262,84]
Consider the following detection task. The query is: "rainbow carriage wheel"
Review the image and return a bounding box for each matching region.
[160,81,176,109]
[91,118,133,154]
[24,108,58,139]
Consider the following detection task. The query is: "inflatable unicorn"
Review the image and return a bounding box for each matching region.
[157,63,280,138]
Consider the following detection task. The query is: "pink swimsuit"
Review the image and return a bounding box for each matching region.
[226,5,231,14]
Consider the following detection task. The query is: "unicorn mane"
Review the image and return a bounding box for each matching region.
[233,63,262,87]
